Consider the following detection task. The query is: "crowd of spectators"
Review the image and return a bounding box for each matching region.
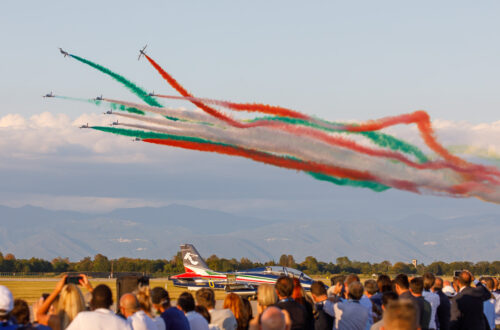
[0,270,498,330]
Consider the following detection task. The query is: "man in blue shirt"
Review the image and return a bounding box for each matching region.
[151,287,190,330]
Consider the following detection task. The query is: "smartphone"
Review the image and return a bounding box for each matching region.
[65,275,83,285]
[453,270,462,277]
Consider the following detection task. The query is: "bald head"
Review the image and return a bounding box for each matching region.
[120,293,139,318]
[261,306,286,330]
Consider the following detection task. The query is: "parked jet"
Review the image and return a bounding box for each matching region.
[59,48,69,57]
[138,45,147,61]
[43,92,55,98]
[170,244,315,296]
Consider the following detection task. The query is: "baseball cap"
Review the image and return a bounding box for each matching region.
[151,287,170,305]
[442,285,456,297]
[0,286,13,313]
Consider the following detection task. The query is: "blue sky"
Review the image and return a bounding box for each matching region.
[0,1,499,217]
[2,0,500,121]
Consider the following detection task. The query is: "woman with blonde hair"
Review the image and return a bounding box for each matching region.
[256,284,277,314]
[223,293,249,330]
[36,274,89,329]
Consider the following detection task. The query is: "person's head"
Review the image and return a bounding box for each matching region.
[382,299,418,330]
[196,288,216,310]
[481,277,495,291]
[291,278,305,304]
[119,293,139,318]
[57,284,86,328]
[381,292,399,311]
[433,277,443,291]
[457,270,472,288]
[195,305,211,323]
[90,284,113,310]
[257,284,278,310]
[310,281,328,302]
[422,273,435,291]
[260,306,287,330]
[344,274,360,286]
[377,275,392,293]
[275,276,294,299]
[177,292,195,313]
[11,299,30,325]
[409,277,424,296]
[134,286,153,314]
[223,293,243,321]
[364,279,378,297]
[0,285,13,322]
[393,274,410,295]
[330,275,345,287]
[493,277,499,290]
[151,287,170,313]
[347,281,364,301]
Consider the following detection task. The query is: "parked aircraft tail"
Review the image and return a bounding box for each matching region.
[180,244,209,272]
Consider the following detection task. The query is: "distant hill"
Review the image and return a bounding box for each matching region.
[0,204,498,263]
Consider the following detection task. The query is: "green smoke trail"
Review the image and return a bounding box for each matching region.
[250,116,429,163]
[69,54,163,108]
[108,103,145,116]
[92,126,390,192]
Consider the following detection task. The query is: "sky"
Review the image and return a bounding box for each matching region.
[0,0,499,218]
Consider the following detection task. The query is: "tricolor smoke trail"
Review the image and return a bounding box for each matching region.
[49,49,500,204]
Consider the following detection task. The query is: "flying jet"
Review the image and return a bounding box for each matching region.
[95,95,104,101]
[111,120,119,126]
[43,92,55,98]
[148,91,155,97]
[59,48,69,57]
[104,110,113,115]
[132,137,141,142]
[170,244,316,296]
[138,45,147,61]
[80,123,89,129]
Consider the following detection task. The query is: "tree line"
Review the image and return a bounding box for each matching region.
[0,252,499,276]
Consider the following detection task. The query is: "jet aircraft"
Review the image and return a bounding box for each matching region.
[170,244,315,296]
[43,92,55,98]
[95,95,104,101]
[148,91,155,97]
[111,120,119,126]
[59,48,69,57]
[80,123,89,129]
[138,45,147,61]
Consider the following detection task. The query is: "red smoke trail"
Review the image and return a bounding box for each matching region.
[142,137,420,192]
[144,54,245,127]
[154,94,309,119]
[143,54,487,175]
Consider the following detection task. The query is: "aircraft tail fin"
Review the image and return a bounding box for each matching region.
[180,244,209,271]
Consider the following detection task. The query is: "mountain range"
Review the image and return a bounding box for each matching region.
[0,204,499,263]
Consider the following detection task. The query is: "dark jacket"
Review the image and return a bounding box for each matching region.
[314,301,334,330]
[450,282,491,330]
[415,296,432,330]
[435,289,451,330]
[399,290,421,325]
[276,299,309,330]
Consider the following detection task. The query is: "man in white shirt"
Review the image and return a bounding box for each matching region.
[177,292,209,330]
[422,273,440,330]
[120,293,158,330]
[66,284,132,330]
[195,288,237,330]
